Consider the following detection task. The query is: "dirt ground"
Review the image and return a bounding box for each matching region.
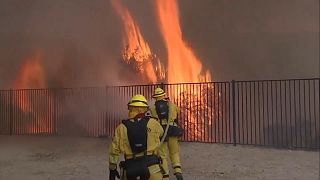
[0,135,319,180]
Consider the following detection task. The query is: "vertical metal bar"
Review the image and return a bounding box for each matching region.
[284,81,288,148]
[313,80,317,148]
[52,89,56,135]
[45,89,48,134]
[0,91,2,134]
[87,88,90,137]
[18,89,23,135]
[107,86,110,136]
[228,82,231,144]
[210,83,213,142]
[245,82,249,144]
[213,83,217,143]
[298,80,302,147]
[275,81,279,147]
[14,90,17,135]
[249,82,252,144]
[185,84,188,141]
[279,81,285,147]
[303,80,307,147]
[55,89,59,135]
[237,82,241,144]
[0,91,3,134]
[270,81,274,146]
[315,79,319,148]
[15,90,18,135]
[53,88,58,135]
[203,83,206,142]
[308,80,312,147]
[16,90,19,135]
[58,88,62,135]
[31,89,34,134]
[280,81,283,147]
[294,80,298,147]
[223,83,227,143]
[47,89,50,135]
[241,82,244,144]
[206,83,209,142]
[253,81,257,145]
[266,82,270,145]
[192,83,195,141]
[289,81,292,147]
[19,90,22,135]
[197,83,200,141]
[261,82,265,145]
[53,88,56,134]
[31,89,33,134]
[217,83,220,142]
[257,81,261,145]
[37,89,40,134]
[232,80,236,146]
[37,89,43,134]
[32,89,36,134]
[182,84,186,141]
[9,89,13,135]
[46,89,49,134]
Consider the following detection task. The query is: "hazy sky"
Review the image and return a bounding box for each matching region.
[0,0,318,88]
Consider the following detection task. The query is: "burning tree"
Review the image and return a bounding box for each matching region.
[121,45,165,83]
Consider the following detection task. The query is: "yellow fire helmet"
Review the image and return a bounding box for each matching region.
[152,87,166,98]
[127,94,149,107]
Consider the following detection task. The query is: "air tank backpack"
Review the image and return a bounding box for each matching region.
[122,117,152,179]
[156,100,184,139]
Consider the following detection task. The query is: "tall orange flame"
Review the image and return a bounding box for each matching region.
[156,0,214,141]
[156,0,211,83]
[111,0,164,83]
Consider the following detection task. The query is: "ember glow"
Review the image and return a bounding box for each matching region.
[111,0,164,83]
[13,51,46,112]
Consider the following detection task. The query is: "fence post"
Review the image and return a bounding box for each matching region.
[53,88,57,135]
[160,82,165,89]
[231,80,237,146]
[9,89,13,135]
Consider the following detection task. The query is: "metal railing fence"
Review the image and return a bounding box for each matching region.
[0,78,319,149]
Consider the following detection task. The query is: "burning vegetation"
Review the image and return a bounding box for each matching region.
[111,0,215,140]
[5,0,216,139]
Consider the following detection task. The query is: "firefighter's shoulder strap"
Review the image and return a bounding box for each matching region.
[160,121,170,144]
[160,101,173,144]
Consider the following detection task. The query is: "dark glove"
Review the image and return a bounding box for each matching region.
[175,173,183,180]
[109,169,120,180]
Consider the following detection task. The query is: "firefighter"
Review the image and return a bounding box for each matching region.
[109,94,164,180]
[151,88,184,180]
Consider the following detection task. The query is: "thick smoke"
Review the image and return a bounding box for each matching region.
[178,0,319,80]
[0,0,124,88]
[0,0,319,89]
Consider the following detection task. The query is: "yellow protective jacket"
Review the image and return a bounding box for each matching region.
[151,100,182,177]
[109,117,164,173]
